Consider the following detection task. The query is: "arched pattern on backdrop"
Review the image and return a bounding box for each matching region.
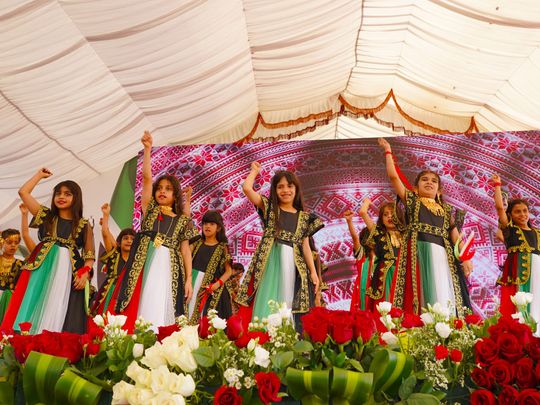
[130,132,540,316]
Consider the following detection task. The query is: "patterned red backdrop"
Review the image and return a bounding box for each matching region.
[133,132,540,317]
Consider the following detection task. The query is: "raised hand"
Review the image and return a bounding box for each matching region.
[250,161,261,174]
[141,130,153,149]
[101,203,111,216]
[37,168,53,179]
[358,198,372,215]
[19,203,28,215]
[183,186,192,200]
[343,209,354,222]
[492,173,502,185]
[378,138,391,152]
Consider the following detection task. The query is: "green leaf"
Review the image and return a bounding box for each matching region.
[271,351,294,370]
[406,393,441,405]
[323,347,336,363]
[192,347,216,368]
[335,352,347,368]
[293,340,314,353]
[398,375,416,400]
[348,358,364,372]
[419,379,433,394]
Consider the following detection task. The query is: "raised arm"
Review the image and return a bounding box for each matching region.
[242,161,263,209]
[344,209,361,253]
[182,186,192,217]
[378,138,406,201]
[140,131,154,215]
[19,204,36,252]
[18,168,53,216]
[100,203,116,253]
[358,198,376,231]
[492,174,508,228]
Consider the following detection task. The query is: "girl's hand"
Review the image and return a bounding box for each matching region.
[74,272,89,290]
[19,203,28,215]
[492,173,502,185]
[358,198,372,215]
[37,168,53,179]
[101,203,111,216]
[185,282,193,303]
[310,271,320,293]
[378,138,391,153]
[183,186,192,200]
[462,260,473,278]
[141,130,153,149]
[250,161,261,174]
[343,209,354,222]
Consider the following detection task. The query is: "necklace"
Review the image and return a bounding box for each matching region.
[0,256,15,275]
[154,213,175,248]
[160,205,173,215]
[418,197,444,216]
[388,230,401,248]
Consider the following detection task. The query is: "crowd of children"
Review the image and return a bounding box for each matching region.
[0,134,536,335]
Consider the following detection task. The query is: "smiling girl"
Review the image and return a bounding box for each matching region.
[236,162,324,322]
[379,138,472,316]
[1,169,95,334]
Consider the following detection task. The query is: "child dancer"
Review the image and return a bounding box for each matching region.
[115,131,197,330]
[2,168,95,334]
[0,229,24,323]
[90,203,135,316]
[345,210,374,311]
[358,198,402,310]
[379,138,472,316]
[188,211,233,323]
[236,162,324,321]
[492,174,540,324]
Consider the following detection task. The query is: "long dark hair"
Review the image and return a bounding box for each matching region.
[48,180,83,238]
[201,210,228,243]
[116,228,136,248]
[376,202,397,232]
[269,171,304,234]
[152,175,183,215]
[506,198,532,227]
[414,170,444,203]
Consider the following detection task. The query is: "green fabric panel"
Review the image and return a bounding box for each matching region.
[109,157,137,229]
[252,243,282,320]
[417,241,436,306]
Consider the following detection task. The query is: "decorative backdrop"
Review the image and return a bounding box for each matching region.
[132,132,540,316]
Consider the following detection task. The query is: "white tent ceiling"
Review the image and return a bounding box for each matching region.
[1,0,540,220]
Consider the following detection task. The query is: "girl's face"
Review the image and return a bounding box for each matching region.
[276,177,296,206]
[416,173,440,199]
[155,179,175,207]
[510,203,530,228]
[54,186,74,210]
[2,235,20,256]
[202,222,219,239]
[120,234,134,254]
[382,207,395,230]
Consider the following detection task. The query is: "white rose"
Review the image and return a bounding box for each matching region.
[381,332,399,345]
[420,312,434,325]
[150,365,171,394]
[254,346,270,368]
[435,322,452,339]
[141,344,168,369]
[150,392,185,405]
[376,301,392,315]
[133,343,144,358]
[178,326,200,351]
[106,312,128,328]
[167,373,196,397]
[172,345,197,373]
[126,361,151,387]
[511,292,534,307]
[267,313,282,328]
[210,316,227,330]
[112,381,134,404]
[93,314,105,327]
[125,387,154,405]
[431,303,450,320]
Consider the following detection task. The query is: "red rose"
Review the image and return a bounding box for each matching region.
[56,332,83,363]
[434,345,449,360]
[352,310,377,342]
[18,322,32,333]
[489,359,514,386]
[475,338,499,366]
[470,389,496,405]
[199,316,210,339]
[499,385,519,405]
[526,338,540,361]
[449,349,463,363]
[301,314,328,344]
[518,389,540,405]
[157,323,180,342]
[9,335,35,363]
[471,367,494,390]
[401,313,424,329]
[453,319,464,329]
[226,314,244,341]
[234,331,270,349]
[329,311,354,344]
[498,333,524,362]
[214,385,242,405]
[389,307,403,318]
[465,314,483,325]
[255,372,282,404]
[489,316,533,345]
[535,362,540,381]
[515,357,537,389]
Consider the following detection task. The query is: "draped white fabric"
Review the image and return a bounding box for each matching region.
[1,0,540,219]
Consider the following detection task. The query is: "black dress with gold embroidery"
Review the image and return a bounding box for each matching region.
[189,239,232,323]
[236,196,324,314]
[90,248,126,316]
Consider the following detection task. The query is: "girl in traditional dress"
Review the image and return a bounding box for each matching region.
[379,138,472,316]
[492,173,540,325]
[188,211,233,323]
[0,229,24,323]
[90,203,135,316]
[236,162,324,321]
[358,198,402,310]
[115,131,197,331]
[345,210,373,311]
[2,168,95,334]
